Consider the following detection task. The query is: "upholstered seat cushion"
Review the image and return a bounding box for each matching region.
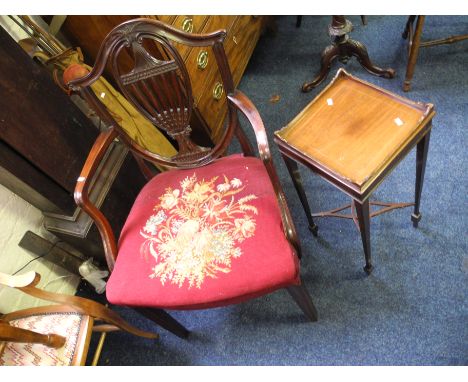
[106,155,300,310]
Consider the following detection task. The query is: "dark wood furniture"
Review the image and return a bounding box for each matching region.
[67,18,318,339]
[402,15,468,92]
[0,25,97,215]
[0,25,146,265]
[302,16,395,92]
[0,271,156,366]
[275,69,435,273]
[61,15,267,144]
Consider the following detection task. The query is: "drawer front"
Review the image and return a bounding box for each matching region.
[196,78,228,142]
[170,15,209,60]
[225,16,263,86]
[153,15,176,24]
[196,16,264,142]
[173,15,207,34]
[186,16,237,105]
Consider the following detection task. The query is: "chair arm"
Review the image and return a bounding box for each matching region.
[15,285,157,339]
[227,90,270,162]
[0,272,158,340]
[74,128,119,271]
[0,271,39,288]
[227,90,301,256]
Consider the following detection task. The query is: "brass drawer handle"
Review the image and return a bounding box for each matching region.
[213,82,224,100]
[197,50,209,70]
[181,17,193,33]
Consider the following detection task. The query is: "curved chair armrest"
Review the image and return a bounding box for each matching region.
[74,127,119,271]
[0,271,39,288]
[1,273,157,340]
[227,90,301,256]
[227,90,270,162]
[17,285,157,339]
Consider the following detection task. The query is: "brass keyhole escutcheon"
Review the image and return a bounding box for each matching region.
[197,50,209,70]
[182,18,194,33]
[213,82,224,100]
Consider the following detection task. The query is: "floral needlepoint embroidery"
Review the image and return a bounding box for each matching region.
[140,174,258,288]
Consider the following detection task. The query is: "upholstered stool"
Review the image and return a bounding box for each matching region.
[274,69,435,274]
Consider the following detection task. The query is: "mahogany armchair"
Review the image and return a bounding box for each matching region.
[0,271,157,366]
[66,18,318,339]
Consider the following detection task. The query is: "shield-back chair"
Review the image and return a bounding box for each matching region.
[66,18,318,339]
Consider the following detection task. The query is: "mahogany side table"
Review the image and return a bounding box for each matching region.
[274,69,435,274]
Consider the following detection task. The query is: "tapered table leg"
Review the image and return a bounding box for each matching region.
[403,15,425,92]
[281,154,319,236]
[402,15,416,40]
[412,130,431,227]
[355,199,372,274]
[296,16,302,28]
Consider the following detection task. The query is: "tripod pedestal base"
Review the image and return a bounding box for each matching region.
[302,16,395,92]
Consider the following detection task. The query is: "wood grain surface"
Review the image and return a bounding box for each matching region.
[275,69,434,187]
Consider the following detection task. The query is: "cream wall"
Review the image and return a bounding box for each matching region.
[0,16,80,313]
[0,184,81,313]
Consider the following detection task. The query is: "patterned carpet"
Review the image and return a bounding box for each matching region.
[83,15,468,365]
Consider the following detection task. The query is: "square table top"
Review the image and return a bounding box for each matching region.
[275,69,435,191]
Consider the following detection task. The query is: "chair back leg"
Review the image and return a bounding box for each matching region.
[134,307,190,339]
[286,282,318,322]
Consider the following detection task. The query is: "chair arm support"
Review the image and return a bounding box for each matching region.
[1,273,158,340]
[227,90,270,162]
[227,90,301,256]
[15,285,157,339]
[74,128,119,271]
